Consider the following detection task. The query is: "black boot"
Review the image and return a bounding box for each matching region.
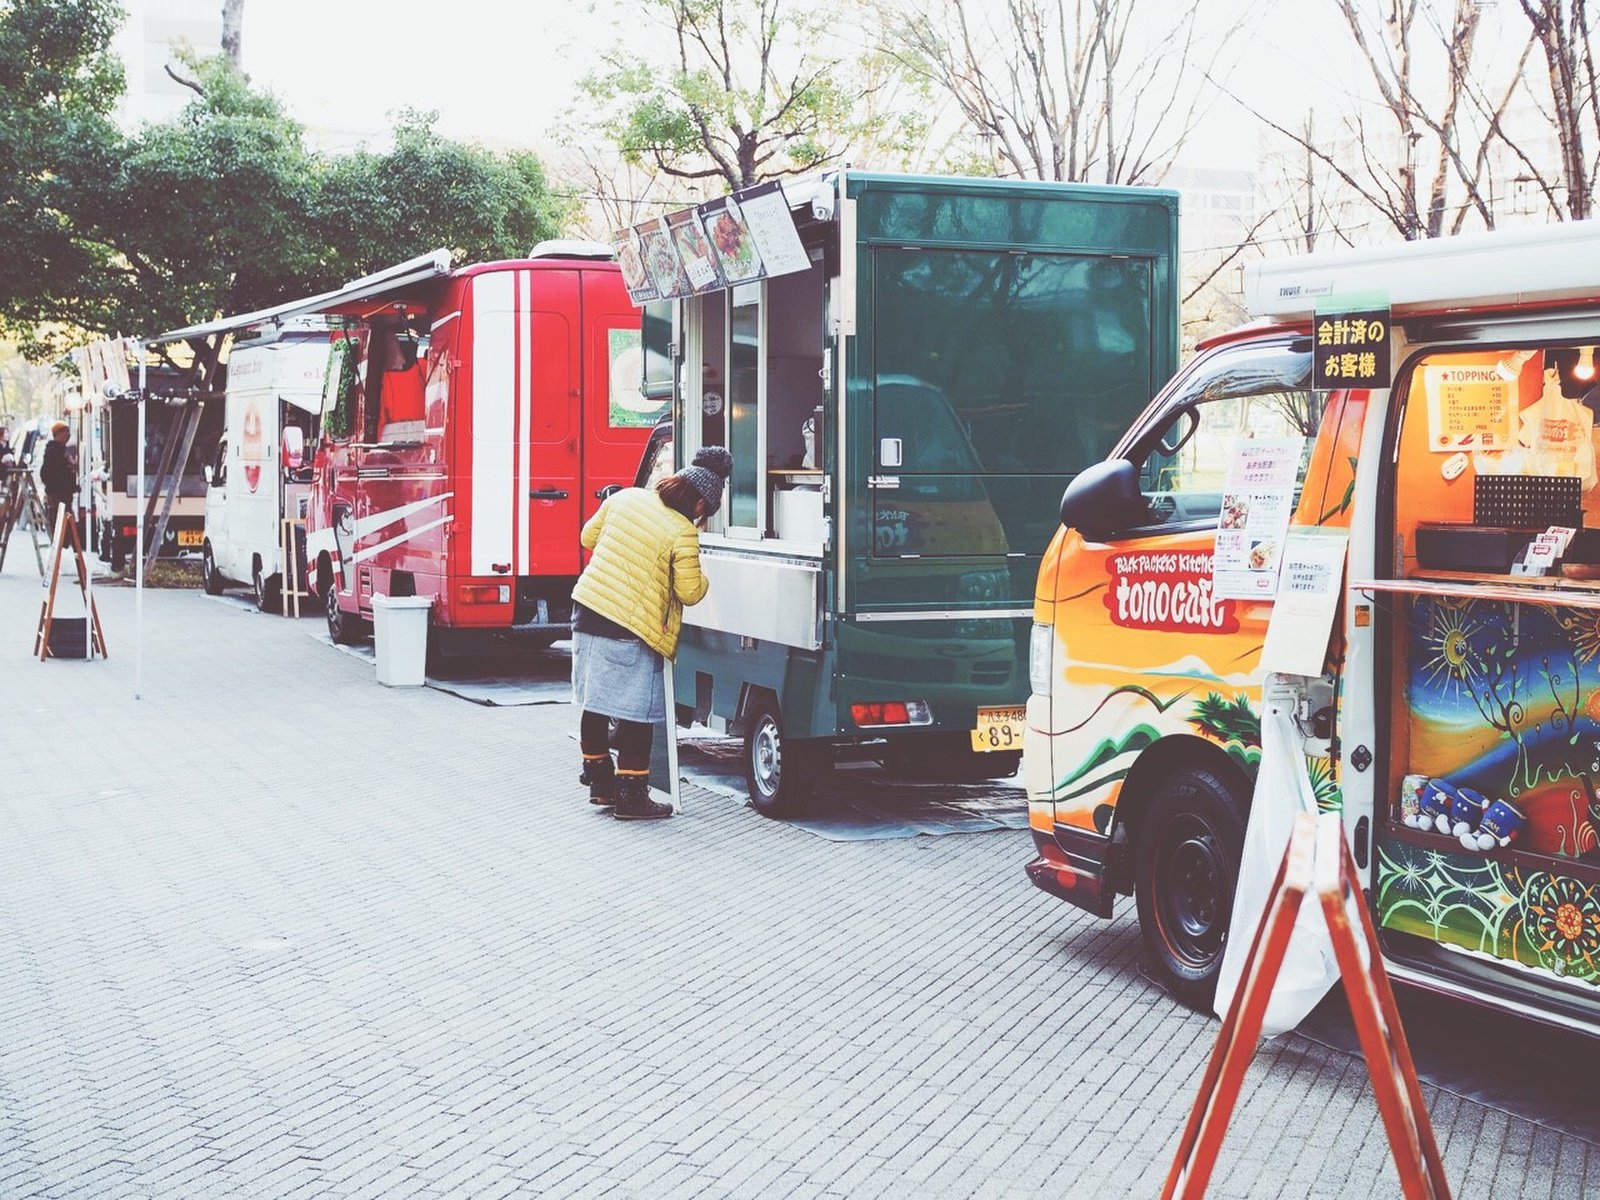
[580,753,616,806]
[613,770,672,821]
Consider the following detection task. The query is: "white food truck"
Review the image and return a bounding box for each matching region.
[199,321,332,607]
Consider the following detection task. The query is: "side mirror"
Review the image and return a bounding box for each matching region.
[1059,458,1146,542]
[282,426,305,471]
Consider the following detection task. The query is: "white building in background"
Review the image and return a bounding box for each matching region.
[111,0,223,128]
[1165,165,1259,347]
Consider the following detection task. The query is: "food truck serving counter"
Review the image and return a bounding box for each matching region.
[616,171,1180,812]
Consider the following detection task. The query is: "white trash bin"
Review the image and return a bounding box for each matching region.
[371,594,432,687]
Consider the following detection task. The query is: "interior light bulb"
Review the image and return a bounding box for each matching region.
[1496,349,1535,382]
[1576,346,1597,383]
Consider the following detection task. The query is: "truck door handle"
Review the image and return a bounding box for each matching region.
[528,488,569,500]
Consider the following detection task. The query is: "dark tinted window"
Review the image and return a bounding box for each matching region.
[872,248,1153,474]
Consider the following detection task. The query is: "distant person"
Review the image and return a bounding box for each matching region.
[569,446,730,820]
[39,421,76,536]
[0,426,13,466]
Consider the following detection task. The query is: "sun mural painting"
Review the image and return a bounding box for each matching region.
[1379,592,1600,986]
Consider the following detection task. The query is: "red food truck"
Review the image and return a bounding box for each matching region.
[156,245,660,648]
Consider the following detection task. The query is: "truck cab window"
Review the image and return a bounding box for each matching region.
[1135,348,1318,530]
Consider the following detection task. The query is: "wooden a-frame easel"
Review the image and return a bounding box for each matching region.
[34,506,108,661]
[1162,811,1450,1200]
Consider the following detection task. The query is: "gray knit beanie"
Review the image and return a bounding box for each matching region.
[678,445,733,510]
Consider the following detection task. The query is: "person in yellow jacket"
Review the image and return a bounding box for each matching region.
[570,446,731,819]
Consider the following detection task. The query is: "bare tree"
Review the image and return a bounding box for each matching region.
[882,0,1240,185]
[221,0,244,70]
[1227,1,1527,242]
[558,144,680,238]
[1515,0,1599,219]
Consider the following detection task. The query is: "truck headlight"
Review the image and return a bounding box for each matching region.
[1029,622,1053,696]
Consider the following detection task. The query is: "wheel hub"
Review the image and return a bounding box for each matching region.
[752,720,782,796]
[1157,817,1226,965]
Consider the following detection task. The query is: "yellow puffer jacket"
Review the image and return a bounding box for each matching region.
[572,487,709,659]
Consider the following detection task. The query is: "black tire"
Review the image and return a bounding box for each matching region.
[253,565,281,613]
[201,542,224,595]
[325,579,366,645]
[1133,762,1249,1009]
[744,701,815,818]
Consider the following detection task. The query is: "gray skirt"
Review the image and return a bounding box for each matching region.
[571,631,666,723]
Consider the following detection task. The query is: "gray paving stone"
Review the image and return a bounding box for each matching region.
[0,563,1593,1199]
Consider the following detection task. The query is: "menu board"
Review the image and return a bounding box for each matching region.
[636,218,692,299]
[1212,436,1304,600]
[666,208,723,294]
[732,180,810,278]
[699,196,764,284]
[1424,363,1516,453]
[613,228,657,305]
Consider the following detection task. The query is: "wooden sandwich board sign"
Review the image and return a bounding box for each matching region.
[34,508,108,661]
[1162,811,1449,1200]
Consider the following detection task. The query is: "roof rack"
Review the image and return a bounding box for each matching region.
[1245,220,1600,320]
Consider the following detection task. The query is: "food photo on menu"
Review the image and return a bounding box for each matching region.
[1221,494,1250,530]
[1248,539,1279,572]
[613,235,654,299]
[638,225,691,298]
[703,200,763,282]
[668,212,723,292]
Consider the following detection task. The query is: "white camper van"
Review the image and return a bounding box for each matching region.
[201,323,331,608]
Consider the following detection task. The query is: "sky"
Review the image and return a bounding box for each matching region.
[230,0,1360,170]
[192,0,1538,187]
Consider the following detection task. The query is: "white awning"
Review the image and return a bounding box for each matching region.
[151,249,454,345]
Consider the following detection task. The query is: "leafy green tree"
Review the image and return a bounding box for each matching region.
[583,0,880,192]
[312,109,573,284]
[0,1,572,359]
[93,56,325,336]
[0,0,126,355]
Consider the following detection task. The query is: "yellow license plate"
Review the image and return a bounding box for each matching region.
[971,706,1026,752]
[177,529,203,546]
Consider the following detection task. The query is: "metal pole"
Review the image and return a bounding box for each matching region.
[136,346,146,700]
[80,397,92,656]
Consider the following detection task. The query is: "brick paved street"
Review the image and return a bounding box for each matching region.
[2,557,1599,1198]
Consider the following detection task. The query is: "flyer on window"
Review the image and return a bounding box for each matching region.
[1212,436,1304,600]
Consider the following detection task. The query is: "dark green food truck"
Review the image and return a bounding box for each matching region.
[615,171,1179,813]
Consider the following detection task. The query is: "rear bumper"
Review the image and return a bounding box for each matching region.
[1024,829,1114,919]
